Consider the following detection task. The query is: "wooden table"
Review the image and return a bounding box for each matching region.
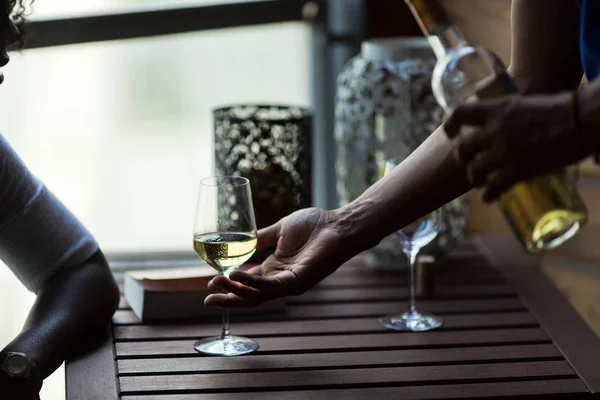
[66,237,600,399]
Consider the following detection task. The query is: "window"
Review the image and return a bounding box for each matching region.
[0,1,366,398]
[31,0,256,19]
[0,22,313,252]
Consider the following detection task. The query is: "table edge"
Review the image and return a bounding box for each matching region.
[66,324,119,400]
[476,235,600,394]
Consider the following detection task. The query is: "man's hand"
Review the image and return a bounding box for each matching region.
[444,92,587,202]
[204,208,349,308]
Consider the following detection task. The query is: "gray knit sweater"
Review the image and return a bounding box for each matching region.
[0,135,98,292]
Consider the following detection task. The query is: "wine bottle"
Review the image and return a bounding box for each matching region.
[405,0,587,253]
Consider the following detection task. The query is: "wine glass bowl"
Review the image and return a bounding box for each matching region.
[192,176,259,356]
[393,213,442,251]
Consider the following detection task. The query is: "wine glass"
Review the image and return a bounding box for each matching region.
[192,176,259,356]
[378,159,444,331]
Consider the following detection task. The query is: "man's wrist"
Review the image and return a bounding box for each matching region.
[331,200,383,253]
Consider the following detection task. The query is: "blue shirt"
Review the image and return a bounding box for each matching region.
[578,0,600,80]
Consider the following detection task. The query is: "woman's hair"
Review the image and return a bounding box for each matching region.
[4,0,32,48]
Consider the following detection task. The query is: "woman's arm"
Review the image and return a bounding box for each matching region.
[0,250,119,395]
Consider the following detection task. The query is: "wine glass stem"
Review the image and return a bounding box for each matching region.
[220,285,231,339]
[406,248,418,314]
[221,307,231,339]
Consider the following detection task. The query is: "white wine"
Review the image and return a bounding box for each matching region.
[498,174,586,252]
[193,232,257,276]
[406,0,587,253]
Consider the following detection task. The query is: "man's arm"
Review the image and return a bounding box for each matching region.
[508,0,583,94]
[436,0,600,202]
[1,251,119,393]
[339,0,585,242]
[205,0,587,307]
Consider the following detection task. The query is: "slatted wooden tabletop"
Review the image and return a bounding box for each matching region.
[66,237,600,399]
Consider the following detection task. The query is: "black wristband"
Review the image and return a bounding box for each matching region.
[0,351,43,394]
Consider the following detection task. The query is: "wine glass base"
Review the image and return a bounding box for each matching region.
[379,311,443,332]
[194,335,259,356]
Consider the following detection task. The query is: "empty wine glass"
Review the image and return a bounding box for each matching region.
[378,159,444,331]
[192,176,259,356]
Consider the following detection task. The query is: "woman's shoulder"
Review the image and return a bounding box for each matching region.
[0,134,43,227]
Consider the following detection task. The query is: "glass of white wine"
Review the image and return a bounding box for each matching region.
[378,159,444,331]
[192,176,259,356]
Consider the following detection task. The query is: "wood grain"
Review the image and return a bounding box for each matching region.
[117,284,515,312]
[335,257,494,273]
[114,312,537,340]
[288,284,514,303]
[315,270,505,288]
[543,258,600,336]
[66,325,119,400]
[479,237,600,394]
[118,283,513,314]
[117,343,560,375]
[112,297,526,325]
[115,328,549,357]
[122,379,588,399]
[283,298,525,319]
[119,360,574,394]
[116,263,504,295]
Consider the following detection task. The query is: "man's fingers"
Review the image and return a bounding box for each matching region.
[482,168,520,202]
[204,292,259,308]
[230,269,303,295]
[229,271,284,294]
[453,124,502,165]
[205,274,281,307]
[209,275,263,300]
[257,220,283,251]
[444,102,495,138]
[206,268,304,309]
[244,264,263,275]
[207,278,221,291]
[466,151,502,187]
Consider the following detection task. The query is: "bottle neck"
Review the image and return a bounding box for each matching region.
[427,25,467,59]
[405,0,467,59]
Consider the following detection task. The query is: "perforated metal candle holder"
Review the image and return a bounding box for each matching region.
[214,105,313,234]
